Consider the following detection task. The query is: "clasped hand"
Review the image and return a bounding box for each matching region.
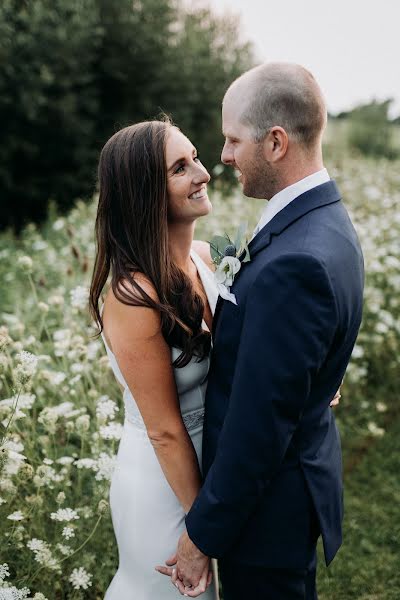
[156,530,213,597]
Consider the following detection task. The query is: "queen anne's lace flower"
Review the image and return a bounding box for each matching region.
[96,396,119,423]
[69,567,92,590]
[62,527,75,539]
[99,422,123,441]
[14,351,38,385]
[7,511,24,521]
[17,255,33,272]
[94,452,117,482]
[0,563,10,581]
[0,586,31,599]
[50,508,80,522]
[70,286,89,311]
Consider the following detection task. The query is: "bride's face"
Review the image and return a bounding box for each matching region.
[166,127,211,223]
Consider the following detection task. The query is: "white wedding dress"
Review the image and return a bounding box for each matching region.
[102,250,219,600]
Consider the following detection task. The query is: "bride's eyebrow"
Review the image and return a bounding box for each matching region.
[168,148,197,172]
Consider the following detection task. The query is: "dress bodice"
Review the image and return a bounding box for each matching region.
[101,249,218,433]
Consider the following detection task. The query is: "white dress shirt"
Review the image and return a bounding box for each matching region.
[252,168,330,239]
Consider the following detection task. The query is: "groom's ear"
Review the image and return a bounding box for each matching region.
[264,126,288,163]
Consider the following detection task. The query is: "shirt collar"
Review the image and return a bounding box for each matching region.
[253,168,330,238]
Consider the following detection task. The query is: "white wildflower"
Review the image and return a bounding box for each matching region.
[77,506,93,519]
[367,422,385,437]
[53,329,71,356]
[0,326,11,351]
[96,396,119,423]
[27,539,47,552]
[40,369,67,386]
[70,286,89,311]
[7,511,24,521]
[70,362,84,374]
[99,422,123,441]
[95,452,116,482]
[37,408,59,434]
[37,302,49,313]
[2,447,26,477]
[56,543,72,556]
[52,218,65,231]
[86,340,101,360]
[17,255,33,273]
[50,508,80,522]
[14,351,38,385]
[62,527,75,539]
[0,563,10,581]
[32,239,48,251]
[351,344,364,359]
[48,295,64,306]
[33,465,64,488]
[74,458,96,469]
[56,456,74,466]
[75,414,90,433]
[376,402,388,413]
[56,491,66,504]
[26,539,59,572]
[0,586,31,599]
[69,567,92,590]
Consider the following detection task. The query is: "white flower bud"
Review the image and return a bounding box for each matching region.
[17,255,33,273]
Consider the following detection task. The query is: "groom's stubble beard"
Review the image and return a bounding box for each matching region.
[242,142,279,200]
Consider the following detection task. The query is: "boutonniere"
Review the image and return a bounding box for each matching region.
[209,222,251,305]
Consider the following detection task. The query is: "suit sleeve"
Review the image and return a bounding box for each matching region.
[185,252,339,557]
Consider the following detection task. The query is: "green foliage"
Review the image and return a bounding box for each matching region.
[347,100,398,160]
[0,0,254,232]
[0,0,101,232]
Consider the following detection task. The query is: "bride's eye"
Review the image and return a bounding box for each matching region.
[174,163,185,174]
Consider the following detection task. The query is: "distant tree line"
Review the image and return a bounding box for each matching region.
[331,99,399,160]
[0,0,254,232]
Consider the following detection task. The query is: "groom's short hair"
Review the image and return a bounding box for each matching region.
[228,62,327,149]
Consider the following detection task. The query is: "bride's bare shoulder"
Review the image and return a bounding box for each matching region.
[102,274,161,345]
[192,240,215,271]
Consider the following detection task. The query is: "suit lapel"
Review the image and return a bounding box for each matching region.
[212,296,223,337]
[248,180,342,259]
[211,180,342,338]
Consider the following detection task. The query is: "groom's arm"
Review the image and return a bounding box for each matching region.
[185,252,339,557]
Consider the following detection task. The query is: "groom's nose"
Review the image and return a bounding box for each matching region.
[221,140,233,165]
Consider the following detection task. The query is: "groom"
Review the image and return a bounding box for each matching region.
[170,63,364,598]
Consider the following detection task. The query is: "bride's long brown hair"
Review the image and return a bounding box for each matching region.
[89,120,210,367]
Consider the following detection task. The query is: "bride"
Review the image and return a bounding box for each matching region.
[89,119,219,599]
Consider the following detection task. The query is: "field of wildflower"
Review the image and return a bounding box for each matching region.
[0,155,399,599]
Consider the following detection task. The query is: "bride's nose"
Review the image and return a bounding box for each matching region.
[193,163,210,185]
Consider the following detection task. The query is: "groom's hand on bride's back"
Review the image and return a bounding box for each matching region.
[330,381,344,407]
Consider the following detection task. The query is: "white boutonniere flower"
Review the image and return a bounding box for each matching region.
[209,222,251,305]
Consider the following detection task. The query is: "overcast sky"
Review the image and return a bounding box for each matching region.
[203,0,399,116]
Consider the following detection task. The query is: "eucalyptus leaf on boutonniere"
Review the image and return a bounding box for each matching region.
[209,222,251,305]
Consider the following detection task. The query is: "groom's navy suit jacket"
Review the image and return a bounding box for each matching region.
[186,180,364,568]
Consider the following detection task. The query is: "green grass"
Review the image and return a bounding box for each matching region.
[317,410,400,599]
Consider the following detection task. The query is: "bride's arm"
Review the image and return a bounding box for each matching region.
[103,277,202,514]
